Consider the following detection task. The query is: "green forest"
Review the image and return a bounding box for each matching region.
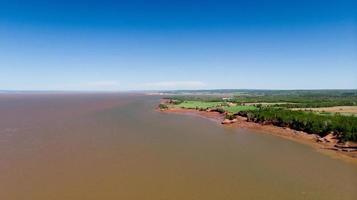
[237,108,357,141]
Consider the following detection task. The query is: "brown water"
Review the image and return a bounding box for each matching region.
[0,93,356,200]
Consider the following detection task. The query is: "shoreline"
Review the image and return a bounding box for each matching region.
[159,107,357,164]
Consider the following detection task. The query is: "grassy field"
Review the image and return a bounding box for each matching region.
[223,105,257,113]
[292,106,357,116]
[243,102,292,106]
[170,100,357,115]
[173,101,223,109]
[171,100,257,113]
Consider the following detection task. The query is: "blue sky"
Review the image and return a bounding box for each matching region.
[0,0,356,90]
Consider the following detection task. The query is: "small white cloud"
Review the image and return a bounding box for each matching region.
[142,81,206,90]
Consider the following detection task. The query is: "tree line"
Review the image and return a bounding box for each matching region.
[236,108,357,141]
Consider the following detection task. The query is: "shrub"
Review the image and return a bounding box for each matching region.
[158,104,168,110]
[225,114,235,120]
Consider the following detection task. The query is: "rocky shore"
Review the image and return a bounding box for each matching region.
[158,105,357,164]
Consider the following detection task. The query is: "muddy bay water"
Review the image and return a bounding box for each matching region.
[0,93,356,200]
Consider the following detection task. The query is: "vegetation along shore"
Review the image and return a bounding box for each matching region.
[157,90,357,161]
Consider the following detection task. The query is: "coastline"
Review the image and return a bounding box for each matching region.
[159,107,357,164]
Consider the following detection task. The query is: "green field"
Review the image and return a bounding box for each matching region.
[173,101,223,109]
[223,105,257,113]
[172,100,257,113]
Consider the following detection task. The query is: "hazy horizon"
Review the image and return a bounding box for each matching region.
[1,0,356,90]
[1,88,356,93]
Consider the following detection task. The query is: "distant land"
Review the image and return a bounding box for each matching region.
[158,89,357,161]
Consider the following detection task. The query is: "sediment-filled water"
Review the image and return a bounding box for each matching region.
[0,93,356,200]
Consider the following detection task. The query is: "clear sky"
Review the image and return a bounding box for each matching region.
[0,0,356,91]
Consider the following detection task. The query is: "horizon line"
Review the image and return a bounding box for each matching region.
[1,88,356,93]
